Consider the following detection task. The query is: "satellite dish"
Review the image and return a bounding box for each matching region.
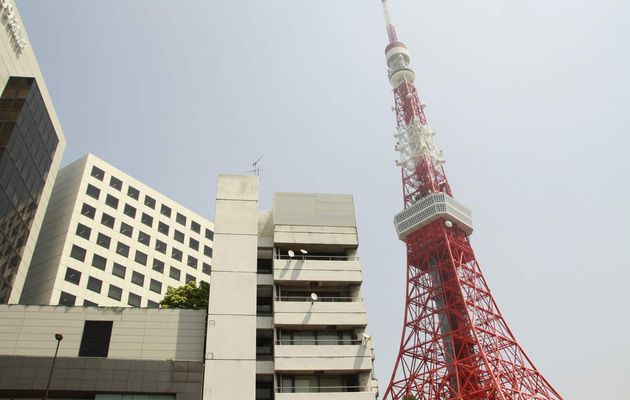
[444,220,453,228]
[288,250,295,258]
[300,249,308,254]
[362,333,371,340]
[310,293,318,302]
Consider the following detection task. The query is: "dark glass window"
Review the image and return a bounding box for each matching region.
[91,166,105,181]
[144,195,156,209]
[176,212,186,226]
[171,248,182,262]
[153,259,165,273]
[147,300,159,308]
[128,292,141,307]
[112,262,126,279]
[131,271,144,287]
[101,212,115,229]
[205,229,214,240]
[91,254,107,270]
[189,238,199,251]
[96,233,111,249]
[81,203,96,219]
[134,250,148,266]
[105,194,119,210]
[191,221,201,234]
[86,184,100,200]
[187,255,198,269]
[108,285,122,301]
[204,245,213,258]
[127,186,139,200]
[109,176,122,191]
[158,221,169,235]
[59,291,76,306]
[83,300,98,307]
[138,231,150,246]
[70,245,86,262]
[155,239,167,254]
[202,262,211,275]
[116,242,130,257]
[185,274,195,284]
[123,204,136,218]
[174,230,184,243]
[149,279,162,294]
[64,267,81,285]
[169,266,181,281]
[75,223,91,240]
[257,259,272,274]
[160,204,171,217]
[141,212,153,227]
[79,321,113,357]
[120,222,133,237]
[87,277,103,293]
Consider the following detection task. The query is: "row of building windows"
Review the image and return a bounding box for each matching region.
[59,289,159,308]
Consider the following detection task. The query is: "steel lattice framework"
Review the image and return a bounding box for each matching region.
[380,1,564,399]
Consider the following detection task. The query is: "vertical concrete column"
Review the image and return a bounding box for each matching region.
[203,176,259,399]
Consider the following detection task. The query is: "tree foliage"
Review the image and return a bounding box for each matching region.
[159,281,209,309]
[403,396,416,400]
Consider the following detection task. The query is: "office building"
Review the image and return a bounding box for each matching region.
[20,154,214,307]
[0,0,66,303]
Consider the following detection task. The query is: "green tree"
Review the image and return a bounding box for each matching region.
[159,281,209,309]
[403,395,416,400]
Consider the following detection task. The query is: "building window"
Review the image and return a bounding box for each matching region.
[202,262,211,275]
[138,231,151,246]
[257,259,272,274]
[101,213,115,229]
[175,212,186,226]
[147,300,159,308]
[173,230,185,243]
[127,186,139,200]
[64,267,81,285]
[256,330,274,361]
[105,194,119,210]
[112,262,126,279]
[92,254,107,270]
[107,285,122,301]
[134,250,148,266]
[86,184,100,200]
[109,176,123,191]
[91,166,105,181]
[75,223,91,240]
[120,222,133,237]
[256,375,274,400]
[204,246,213,258]
[70,245,86,262]
[79,321,113,357]
[131,271,145,287]
[96,233,111,249]
[160,204,171,217]
[123,204,137,218]
[185,274,195,284]
[128,292,141,307]
[155,239,167,254]
[189,238,199,251]
[171,248,182,262]
[158,221,169,235]
[83,300,98,307]
[59,291,76,306]
[87,277,103,294]
[153,259,165,273]
[169,266,181,281]
[144,195,156,209]
[116,242,130,257]
[141,212,153,228]
[187,255,198,269]
[81,203,96,219]
[191,221,201,234]
[205,229,214,241]
[149,279,162,294]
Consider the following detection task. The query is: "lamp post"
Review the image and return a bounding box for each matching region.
[43,333,63,400]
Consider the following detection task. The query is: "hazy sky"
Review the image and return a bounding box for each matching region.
[17,1,629,398]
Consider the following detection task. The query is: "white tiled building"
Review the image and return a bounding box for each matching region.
[20,154,213,307]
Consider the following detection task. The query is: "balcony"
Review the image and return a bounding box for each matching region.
[274,255,362,283]
[273,297,367,326]
[275,343,373,371]
[275,391,376,400]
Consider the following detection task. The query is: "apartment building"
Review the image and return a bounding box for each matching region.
[20,154,213,307]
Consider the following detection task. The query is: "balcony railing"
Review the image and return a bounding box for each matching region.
[274,296,362,303]
[276,254,359,261]
[276,339,362,345]
[277,386,370,393]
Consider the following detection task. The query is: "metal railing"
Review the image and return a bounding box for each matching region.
[274,296,362,302]
[275,339,362,345]
[276,254,359,261]
[276,385,370,393]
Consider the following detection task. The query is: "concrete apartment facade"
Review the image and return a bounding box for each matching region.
[20,154,214,308]
[0,0,66,303]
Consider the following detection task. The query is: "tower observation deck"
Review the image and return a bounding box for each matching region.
[379,1,564,399]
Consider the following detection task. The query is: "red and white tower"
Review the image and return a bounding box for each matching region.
[380,1,564,399]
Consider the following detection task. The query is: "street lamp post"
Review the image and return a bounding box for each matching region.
[43,333,63,400]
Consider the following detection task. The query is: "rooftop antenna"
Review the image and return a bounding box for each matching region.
[249,155,264,176]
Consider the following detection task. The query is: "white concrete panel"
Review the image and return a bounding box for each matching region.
[216,175,258,201]
[274,345,373,371]
[274,301,367,327]
[203,360,256,399]
[274,259,363,283]
[276,393,376,400]
[210,234,257,273]
[206,315,256,360]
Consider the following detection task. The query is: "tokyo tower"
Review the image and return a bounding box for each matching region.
[380,1,564,399]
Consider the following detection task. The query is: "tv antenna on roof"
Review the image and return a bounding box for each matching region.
[249,155,264,176]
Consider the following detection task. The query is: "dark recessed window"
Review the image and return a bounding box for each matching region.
[202,263,211,275]
[116,242,130,257]
[149,279,162,294]
[96,233,111,249]
[187,255,198,269]
[158,221,169,235]
[191,221,201,234]
[108,285,122,301]
[175,212,186,226]
[174,230,184,243]
[189,238,199,251]
[123,204,136,218]
[169,266,181,281]
[83,300,98,307]
[101,213,115,229]
[127,186,139,200]
[59,291,76,306]
[185,274,195,284]
[109,176,123,191]
[64,267,81,285]
[155,239,167,254]
[171,248,182,262]
[79,321,113,357]
[134,250,148,266]
[205,229,214,241]
[86,184,100,200]
[131,271,145,287]
[112,262,126,279]
[138,231,150,246]
[153,259,165,273]
[257,259,272,274]
[70,245,86,262]
[75,223,91,240]
[204,246,213,258]
[120,222,133,238]
[160,204,171,218]
[147,300,159,308]
[144,195,156,209]
[81,203,96,219]
[141,213,153,228]
[87,277,103,293]
[92,254,107,270]
[91,166,105,181]
[128,292,141,307]
[105,194,119,210]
